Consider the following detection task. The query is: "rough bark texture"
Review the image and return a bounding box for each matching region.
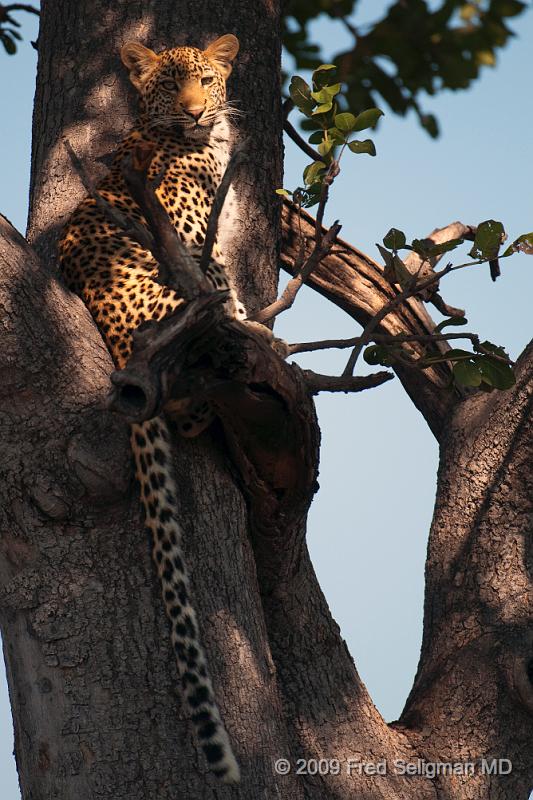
[0,1,531,798]
[400,343,533,799]
[8,1,296,797]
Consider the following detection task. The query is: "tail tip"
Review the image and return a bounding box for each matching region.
[213,753,241,784]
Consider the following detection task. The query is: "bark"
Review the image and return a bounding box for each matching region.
[0,1,531,799]
[6,1,297,797]
[399,342,533,799]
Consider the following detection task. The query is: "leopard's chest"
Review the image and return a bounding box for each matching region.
[150,142,224,249]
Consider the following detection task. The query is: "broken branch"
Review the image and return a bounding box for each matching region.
[251,219,342,324]
[121,143,211,297]
[198,139,248,274]
[302,369,394,394]
[63,138,154,254]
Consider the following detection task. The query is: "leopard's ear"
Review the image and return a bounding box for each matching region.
[204,34,239,79]
[121,42,159,89]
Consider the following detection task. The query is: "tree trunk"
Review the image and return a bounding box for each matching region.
[0,1,531,799]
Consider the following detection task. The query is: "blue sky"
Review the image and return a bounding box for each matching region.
[0,3,531,796]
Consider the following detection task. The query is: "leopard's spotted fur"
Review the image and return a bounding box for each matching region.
[59,35,244,784]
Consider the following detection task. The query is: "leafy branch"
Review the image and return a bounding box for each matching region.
[279,63,383,208]
[282,0,529,138]
[0,3,39,55]
[252,64,382,325]
[339,221,533,390]
[276,58,532,397]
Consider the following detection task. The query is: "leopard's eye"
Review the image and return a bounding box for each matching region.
[161,79,178,92]
[201,75,214,87]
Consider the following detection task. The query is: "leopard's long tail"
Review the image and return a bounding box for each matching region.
[131,416,240,784]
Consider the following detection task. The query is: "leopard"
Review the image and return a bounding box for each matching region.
[58,34,248,784]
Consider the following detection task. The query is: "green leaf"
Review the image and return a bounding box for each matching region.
[491,0,525,17]
[0,32,17,54]
[327,127,346,145]
[301,185,322,208]
[475,50,496,67]
[313,63,336,74]
[502,232,533,257]
[453,360,483,387]
[348,139,376,156]
[312,63,337,89]
[469,219,505,260]
[300,118,320,132]
[315,83,341,98]
[479,340,508,358]
[411,238,432,257]
[289,76,315,115]
[353,108,384,131]
[312,101,333,115]
[308,131,323,144]
[476,357,515,389]
[303,160,326,186]
[433,316,468,333]
[383,228,406,251]
[426,237,464,256]
[334,112,357,132]
[363,345,394,366]
[311,88,332,103]
[460,2,479,21]
[410,237,463,258]
[275,188,292,197]
[317,139,333,157]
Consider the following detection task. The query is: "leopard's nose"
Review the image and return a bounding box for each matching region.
[185,106,204,121]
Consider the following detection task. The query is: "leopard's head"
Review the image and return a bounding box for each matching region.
[121,35,239,138]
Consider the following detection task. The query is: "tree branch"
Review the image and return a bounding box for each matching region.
[252,218,341,324]
[63,138,155,254]
[198,139,248,273]
[1,3,39,15]
[302,369,394,394]
[121,143,211,296]
[341,259,456,376]
[289,331,486,355]
[281,200,458,440]
[283,116,321,162]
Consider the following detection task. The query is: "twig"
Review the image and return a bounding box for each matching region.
[289,331,484,355]
[63,138,155,254]
[429,292,465,318]
[252,156,341,325]
[283,117,322,162]
[342,230,497,378]
[65,138,212,299]
[303,369,394,395]
[2,3,39,14]
[314,160,339,243]
[120,143,210,297]
[282,97,294,121]
[251,220,342,324]
[198,139,248,273]
[342,263,455,376]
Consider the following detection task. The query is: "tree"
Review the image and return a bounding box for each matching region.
[0,1,531,799]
